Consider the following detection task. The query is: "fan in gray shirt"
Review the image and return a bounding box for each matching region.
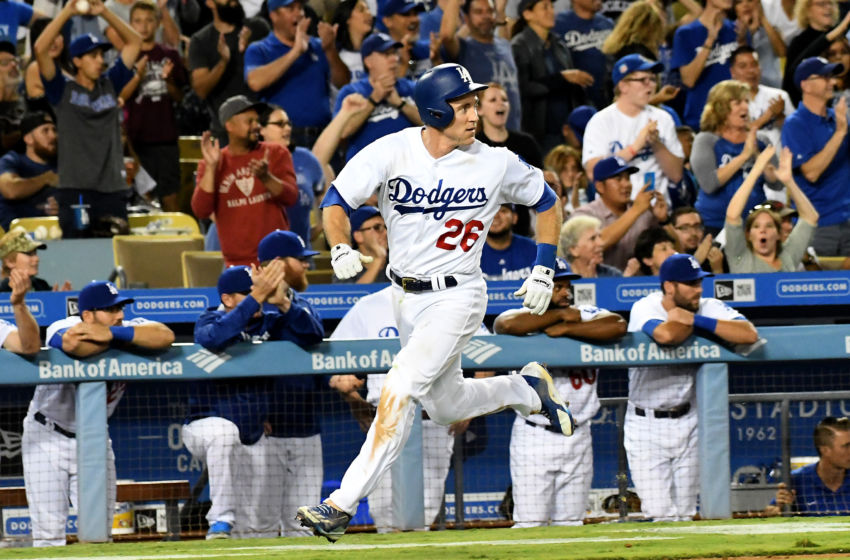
[723,144,818,273]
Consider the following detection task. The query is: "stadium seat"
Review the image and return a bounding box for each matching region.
[128,213,201,235]
[313,250,331,270]
[181,250,225,288]
[113,235,204,289]
[9,216,60,238]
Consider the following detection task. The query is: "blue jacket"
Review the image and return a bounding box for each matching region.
[188,292,324,444]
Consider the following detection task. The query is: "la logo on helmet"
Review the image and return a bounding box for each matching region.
[456,66,473,84]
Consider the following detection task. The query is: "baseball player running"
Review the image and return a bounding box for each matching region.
[23,281,174,546]
[297,62,574,542]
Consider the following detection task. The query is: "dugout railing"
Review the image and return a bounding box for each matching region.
[0,325,847,542]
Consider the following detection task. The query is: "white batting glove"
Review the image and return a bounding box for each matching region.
[514,265,555,315]
[330,243,374,280]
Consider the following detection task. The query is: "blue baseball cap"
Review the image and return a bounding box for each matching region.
[77,281,134,312]
[593,156,638,182]
[361,33,403,59]
[350,206,382,237]
[567,105,596,143]
[268,0,299,10]
[69,33,113,58]
[659,253,712,284]
[258,230,319,262]
[380,0,425,18]
[217,265,253,295]
[794,56,844,87]
[612,54,663,86]
[553,257,581,281]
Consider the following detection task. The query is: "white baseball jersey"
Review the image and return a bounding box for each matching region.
[627,292,745,409]
[749,85,794,148]
[496,305,604,426]
[582,103,684,201]
[331,286,489,404]
[0,318,17,348]
[28,316,152,431]
[331,127,546,276]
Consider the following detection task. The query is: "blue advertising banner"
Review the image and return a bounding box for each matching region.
[1,271,848,326]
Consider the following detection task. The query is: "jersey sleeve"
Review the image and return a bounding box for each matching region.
[700,298,746,321]
[329,136,390,208]
[577,304,608,321]
[671,23,704,70]
[45,317,79,350]
[0,318,16,349]
[580,113,608,166]
[242,42,265,77]
[781,114,816,169]
[499,149,545,207]
[658,110,684,158]
[627,296,667,332]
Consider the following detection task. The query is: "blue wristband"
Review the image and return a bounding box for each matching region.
[693,314,718,333]
[535,243,557,269]
[110,326,135,343]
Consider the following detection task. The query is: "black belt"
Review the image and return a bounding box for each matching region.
[525,419,578,433]
[634,402,691,419]
[390,270,458,293]
[34,411,76,438]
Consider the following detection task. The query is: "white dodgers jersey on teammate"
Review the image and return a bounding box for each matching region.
[332,286,490,404]
[497,305,604,425]
[627,292,744,410]
[332,127,546,276]
[0,318,16,348]
[27,316,153,432]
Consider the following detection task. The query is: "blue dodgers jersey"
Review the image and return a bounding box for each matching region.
[554,11,614,109]
[783,462,850,515]
[694,136,767,229]
[671,19,738,129]
[457,37,523,131]
[480,234,537,280]
[243,34,331,128]
[287,147,324,250]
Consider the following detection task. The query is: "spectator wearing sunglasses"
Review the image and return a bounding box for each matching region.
[724,145,818,273]
[336,205,388,284]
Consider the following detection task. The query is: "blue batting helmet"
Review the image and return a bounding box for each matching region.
[414,63,488,128]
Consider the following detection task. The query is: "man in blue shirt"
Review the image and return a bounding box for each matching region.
[671,0,741,129]
[334,33,421,161]
[767,416,850,516]
[185,248,324,539]
[481,204,537,280]
[244,0,349,148]
[781,57,850,256]
[439,0,522,130]
[255,230,326,537]
[0,112,58,230]
[553,0,613,109]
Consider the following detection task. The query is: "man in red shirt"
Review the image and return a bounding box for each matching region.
[192,95,298,265]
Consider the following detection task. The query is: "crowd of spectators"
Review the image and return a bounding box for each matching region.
[0,0,847,276]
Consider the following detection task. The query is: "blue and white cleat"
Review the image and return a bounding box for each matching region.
[521,361,575,436]
[205,520,232,540]
[296,503,352,543]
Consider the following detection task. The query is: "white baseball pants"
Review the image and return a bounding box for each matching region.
[623,404,698,521]
[329,278,540,515]
[182,417,246,528]
[509,417,592,527]
[368,418,455,531]
[22,415,116,547]
[266,434,324,537]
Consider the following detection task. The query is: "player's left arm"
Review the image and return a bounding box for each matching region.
[544,311,627,341]
[695,300,759,345]
[493,308,568,335]
[122,318,176,349]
